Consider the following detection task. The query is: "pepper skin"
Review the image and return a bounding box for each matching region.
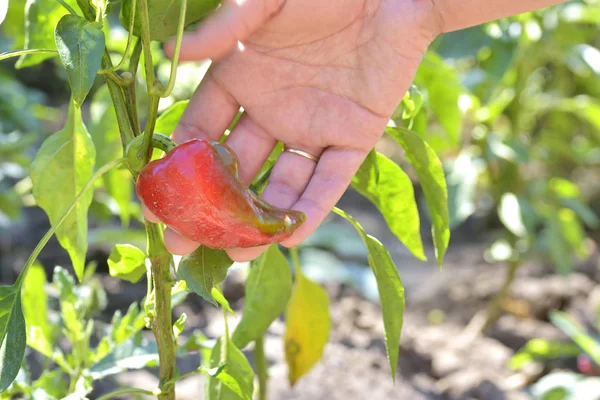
[136,138,306,249]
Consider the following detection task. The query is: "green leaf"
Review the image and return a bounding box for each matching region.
[561,198,599,229]
[546,218,575,275]
[510,338,581,370]
[212,287,234,314]
[16,0,75,68]
[0,284,26,392]
[550,311,600,365]
[333,207,404,380]
[284,258,330,385]
[387,127,450,266]
[2,0,26,49]
[232,245,293,349]
[351,150,426,261]
[22,263,52,346]
[414,52,463,144]
[176,247,233,305]
[92,302,147,364]
[557,208,588,259]
[445,149,480,228]
[155,100,189,136]
[89,85,133,226]
[33,370,69,399]
[207,337,254,400]
[30,101,96,281]
[55,15,105,106]
[498,193,528,237]
[89,336,158,380]
[173,313,187,339]
[107,244,147,283]
[120,0,221,41]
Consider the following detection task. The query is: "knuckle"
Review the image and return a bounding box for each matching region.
[263,0,285,17]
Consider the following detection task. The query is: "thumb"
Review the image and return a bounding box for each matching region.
[165,0,286,61]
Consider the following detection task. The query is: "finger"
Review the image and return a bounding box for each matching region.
[142,204,162,223]
[172,73,240,144]
[280,147,368,248]
[226,144,322,262]
[223,114,277,185]
[164,228,199,256]
[165,0,286,61]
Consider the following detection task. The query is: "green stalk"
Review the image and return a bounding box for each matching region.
[462,258,521,338]
[130,39,143,75]
[110,0,137,71]
[160,0,188,98]
[146,221,176,400]
[138,0,161,163]
[78,3,177,399]
[0,49,57,61]
[121,72,142,137]
[105,76,136,149]
[57,0,78,14]
[289,247,302,275]
[254,336,269,400]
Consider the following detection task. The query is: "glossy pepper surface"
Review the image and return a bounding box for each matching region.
[136,138,306,249]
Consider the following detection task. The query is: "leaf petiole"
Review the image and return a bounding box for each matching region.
[56,0,78,15]
[0,49,58,62]
[160,0,188,98]
[109,0,137,71]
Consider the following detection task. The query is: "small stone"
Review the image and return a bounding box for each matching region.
[431,349,463,377]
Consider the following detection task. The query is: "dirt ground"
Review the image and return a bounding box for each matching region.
[2,191,599,400]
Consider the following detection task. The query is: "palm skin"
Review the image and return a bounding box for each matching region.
[144,0,441,261]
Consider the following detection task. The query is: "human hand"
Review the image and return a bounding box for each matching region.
[142,0,441,261]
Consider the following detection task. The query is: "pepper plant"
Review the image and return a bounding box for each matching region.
[401,1,600,336]
[0,0,450,399]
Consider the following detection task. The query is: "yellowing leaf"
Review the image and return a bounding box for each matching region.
[21,263,50,340]
[284,265,330,385]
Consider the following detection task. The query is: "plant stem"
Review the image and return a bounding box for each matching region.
[57,0,78,14]
[146,221,176,400]
[137,0,161,163]
[160,0,187,98]
[105,77,136,149]
[130,39,143,75]
[254,336,269,400]
[289,247,301,275]
[462,259,521,339]
[110,0,137,71]
[121,73,142,137]
[138,0,156,86]
[76,0,136,150]
[0,49,58,61]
